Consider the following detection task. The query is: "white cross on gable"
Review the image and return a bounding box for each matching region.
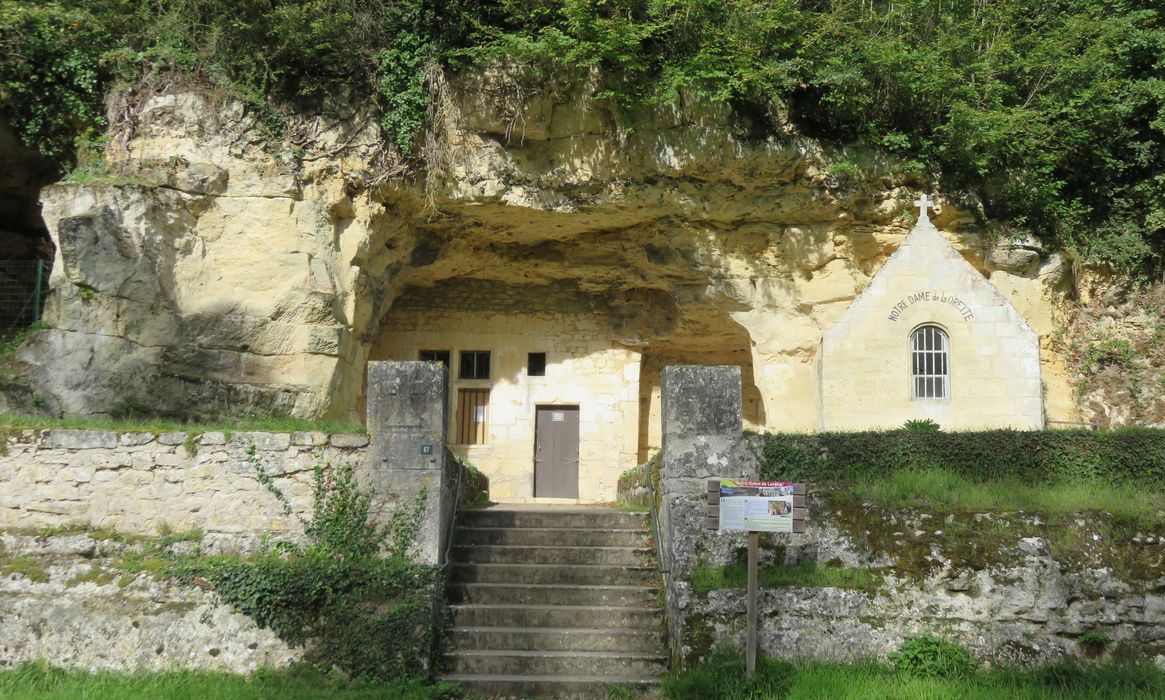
[915,194,933,222]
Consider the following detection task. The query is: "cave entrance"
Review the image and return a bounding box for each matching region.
[0,119,57,339]
[367,279,642,502]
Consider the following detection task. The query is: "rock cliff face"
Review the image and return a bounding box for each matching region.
[18,72,1078,426]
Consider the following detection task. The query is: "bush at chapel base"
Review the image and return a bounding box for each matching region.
[756,428,1165,488]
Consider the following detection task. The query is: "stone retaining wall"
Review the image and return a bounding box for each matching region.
[0,428,373,549]
[0,532,297,672]
[659,365,1165,669]
[0,361,456,674]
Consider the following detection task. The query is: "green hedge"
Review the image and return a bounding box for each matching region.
[756,428,1165,489]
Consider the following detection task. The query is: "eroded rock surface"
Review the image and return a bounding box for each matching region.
[0,533,297,672]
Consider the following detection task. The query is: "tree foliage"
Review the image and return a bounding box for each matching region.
[455,0,1165,273]
[1,1,1162,272]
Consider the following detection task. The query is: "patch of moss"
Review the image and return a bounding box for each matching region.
[66,567,116,588]
[114,555,172,578]
[148,601,198,616]
[826,487,1165,589]
[682,612,716,667]
[1,555,49,583]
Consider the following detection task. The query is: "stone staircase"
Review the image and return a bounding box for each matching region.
[443,506,667,698]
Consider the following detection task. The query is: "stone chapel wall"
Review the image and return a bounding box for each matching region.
[819,216,1043,431]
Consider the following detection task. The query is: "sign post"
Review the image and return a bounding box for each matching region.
[707,479,806,675]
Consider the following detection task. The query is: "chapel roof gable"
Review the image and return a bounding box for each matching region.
[822,194,1037,340]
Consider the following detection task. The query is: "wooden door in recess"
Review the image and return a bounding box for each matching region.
[534,405,579,498]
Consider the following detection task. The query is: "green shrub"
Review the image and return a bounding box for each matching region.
[0,3,110,159]
[1079,631,1113,649]
[184,457,442,681]
[756,428,1165,490]
[1084,339,1137,375]
[903,418,941,433]
[889,633,978,679]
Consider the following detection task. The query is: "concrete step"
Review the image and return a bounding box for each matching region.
[442,673,657,700]
[442,506,668,696]
[451,544,655,567]
[446,649,667,677]
[458,508,648,530]
[450,562,659,586]
[449,582,660,607]
[456,526,650,548]
[449,626,665,653]
[451,604,663,630]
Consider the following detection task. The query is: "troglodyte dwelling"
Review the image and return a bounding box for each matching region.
[373,196,1042,502]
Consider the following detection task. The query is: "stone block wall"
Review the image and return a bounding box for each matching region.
[0,428,373,549]
[0,531,297,673]
[0,361,457,674]
[658,365,758,665]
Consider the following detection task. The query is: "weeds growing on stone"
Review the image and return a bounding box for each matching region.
[0,412,365,435]
[0,555,49,583]
[65,567,115,588]
[689,559,880,596]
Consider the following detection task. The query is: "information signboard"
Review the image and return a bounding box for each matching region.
[704,478,807,676]
[706,479,806,533]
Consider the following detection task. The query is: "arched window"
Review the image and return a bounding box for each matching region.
[911,325,949,399]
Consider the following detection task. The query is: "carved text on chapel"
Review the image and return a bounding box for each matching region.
[887,291,975,322]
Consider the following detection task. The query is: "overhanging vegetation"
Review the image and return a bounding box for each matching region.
[0,1,1161,272]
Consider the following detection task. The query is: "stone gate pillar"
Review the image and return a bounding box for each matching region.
[659,365,758,663]
[366,361,449,565]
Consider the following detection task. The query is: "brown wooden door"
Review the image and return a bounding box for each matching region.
[534,405,579,498]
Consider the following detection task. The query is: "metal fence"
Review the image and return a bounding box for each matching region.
[0,260,49,338]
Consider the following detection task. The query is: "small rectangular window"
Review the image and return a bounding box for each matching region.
[419,349,450,367]
[456,388,489,444]
[528,352,547,377]
[459,351,490,379]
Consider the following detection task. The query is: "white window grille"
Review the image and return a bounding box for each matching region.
[911,325,949,399]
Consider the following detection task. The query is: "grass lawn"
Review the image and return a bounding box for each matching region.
[8,656,1165,700]
[662,650,1165,700]
[0,664,459,700]
[840,467,1165,527]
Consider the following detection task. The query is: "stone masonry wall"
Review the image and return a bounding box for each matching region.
[0,429,376,673]
[681,493,1165,668]
[0,532,298,673]
[0,429,373,549]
